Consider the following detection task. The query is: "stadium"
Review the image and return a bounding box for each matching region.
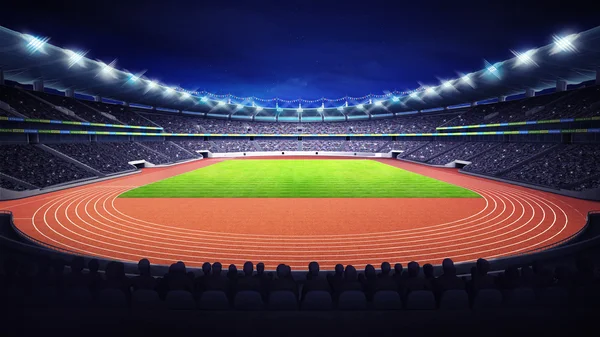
[0,3,600,335]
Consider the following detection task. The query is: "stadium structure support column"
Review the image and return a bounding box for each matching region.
[525,88,535,98]
[65,88,75,98]
[498,96,506,102]
[0,67,4,85]
[33,79,44,92]
[93,95,101,102]
[556,80,567,92]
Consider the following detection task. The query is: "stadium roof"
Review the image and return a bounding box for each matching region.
[0,25,600,115]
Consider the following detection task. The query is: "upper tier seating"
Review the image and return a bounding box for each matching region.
[0,85,78,121]
[31,92,117,124]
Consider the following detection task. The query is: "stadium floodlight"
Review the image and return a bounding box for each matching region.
[317,107,324,113]
[200,96,208,102]
[442,81,453,89]
[164,87,174,95]
[462,74,470,82]
[409,92,419,98]
[487,65,497,73]
[129,74,138,82]
[356,104,364,109]
[551,34,578,54]
[426,87,436,95]
[100,63,114,76]
[337,106,344,111]
[256,106,263,111]
[24,35,50,54]
[147,80,157,89]
[375,101,383,106]
[180,92,190,100]
[217,101,225,106]
[236,104,243,109]
[65,49,86,68]
[392,96,399,102]
[512,49,537,67]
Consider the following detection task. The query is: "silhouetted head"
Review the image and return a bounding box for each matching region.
[138,258,151,276]
[212,262,222,276]
[334,264,344,275]
[243,261,254,276]
[380,262,391,275]
[176,261,186,274]
[442,258,455,276]
[308,261,319,277]
[70,257,85,273]
[256,262,265,275]
[423,263,434,278]
[407,261,420,278]
[365,264,376,280]
[202,262,212,276]
[276,264,286,278]
[228,264,237,274]
[476,258,490,276]
[344,265,357,281]
[88,259,99,273]
[394,263,403,276]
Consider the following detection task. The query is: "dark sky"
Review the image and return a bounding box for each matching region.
[1,0,597,100]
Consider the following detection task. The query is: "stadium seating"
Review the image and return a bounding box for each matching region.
[0,85,78,121]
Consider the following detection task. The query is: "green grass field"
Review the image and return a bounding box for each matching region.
[119,159,479,198]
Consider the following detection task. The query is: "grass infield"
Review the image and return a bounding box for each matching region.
[119,159,480,198]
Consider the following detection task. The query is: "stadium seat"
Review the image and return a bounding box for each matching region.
[63,288,93,308]
[439,289,469,310]
[372,291,402,310]
[234,291,263,311]
[132,290,163,310]
[337,291,367,310]
[97,288,128,309]
[406,291,436,310]
[165,290,195,310]
[538,287,569,308]
[268,291,298,310]
[198,291,230,310]
[301,291,333,311]
[504,287,536,308]
[473,289,502,310]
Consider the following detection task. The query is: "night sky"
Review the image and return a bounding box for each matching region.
[1,0,597,100]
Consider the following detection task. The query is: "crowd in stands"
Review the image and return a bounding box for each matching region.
[302,140,344,151]
[140,142,198,162]
[500,144,600,189]
[48,143,135,174]
[401,142,463,162]
[1,252,598,311]
[31,91,116,124]
[258,140,299,151]
[0,85,77,121]
[346,140,387,153]
[427,142,500,165]
[462,143,555,176]
[209,140,256,153]
[0,144,94,189]
[0,178,28,191]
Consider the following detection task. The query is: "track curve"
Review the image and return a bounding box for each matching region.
[3,158,597,269]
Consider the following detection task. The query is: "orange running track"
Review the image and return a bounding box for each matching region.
[2,157,598,270]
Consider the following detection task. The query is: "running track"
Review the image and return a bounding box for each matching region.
[2,157,599,270]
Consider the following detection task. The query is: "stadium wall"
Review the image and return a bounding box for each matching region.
[209,151,393,158]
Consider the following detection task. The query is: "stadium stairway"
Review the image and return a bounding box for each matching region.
[0,172,39,190]
[253,141,263,152]
[130,110,164,128]
[18,88,88,123]
[399,141,430,158]
[35,144,105,177]
[75,100,123,124]
[424,142,465,163]
[375,141,392,153]
[0,100,27,118]
[495,144,562,176]
[169,141,198,158]
[136,142,175,162]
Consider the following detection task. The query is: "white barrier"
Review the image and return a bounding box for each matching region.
[209,151,393,158]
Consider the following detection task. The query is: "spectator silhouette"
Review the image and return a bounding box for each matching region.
[195,262,212,292]
[471,258,496,292]
[302,262,330,299]
[328,264,345,294]
[434,259,465,300]
[270,264,298,299]
[359,264,378,301]
[378,262,391,279]
[131,258,157,291]
[334,265,362,302]
[64,256,88,290]
[403,261,430,297]
[254,262,271,301]
[237,261,261,294]
[423,263,434,281]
